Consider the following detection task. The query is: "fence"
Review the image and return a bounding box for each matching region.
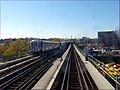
[76,44,120,90]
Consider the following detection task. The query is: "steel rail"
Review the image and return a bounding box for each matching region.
[74,52,84,90]
[0,55,33,70]
[74,48,89,90]
[60,44,98,90]
[67,45,82,90]
[76,52,96,89]
[0,49,55,71]
[15,48,65,90]
[0,56,40,78]
[74,45,98,90]
[0,56,42,89]
[0,47,65,89]
[74,47,93,89]
[60,51,71,90]
[16,58,55,90]
[0,53,51,85]
[79,59,95,89]
[66,51,71,90]
[0,49,57,78]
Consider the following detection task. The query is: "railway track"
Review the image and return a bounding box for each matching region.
[0,55,33,70]
[0,46,67,89]
[0,56,40,78]
[61,44,98,90]
[0,49,58,78]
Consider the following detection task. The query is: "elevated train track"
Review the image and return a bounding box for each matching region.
[61,44,98,90]
[0,45,68,89]
[0,50,57,78]
[0,55,33,70]
[1,43,113,90]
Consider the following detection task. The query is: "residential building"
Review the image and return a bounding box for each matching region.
[98,30,119,48]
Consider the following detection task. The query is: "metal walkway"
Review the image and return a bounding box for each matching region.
[74,45,115,90]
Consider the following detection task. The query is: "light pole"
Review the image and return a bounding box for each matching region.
[115,72,118,90]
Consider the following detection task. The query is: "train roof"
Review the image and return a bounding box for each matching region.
[60,41,65,43]
[31,40,61,43]
[31,40,43,43]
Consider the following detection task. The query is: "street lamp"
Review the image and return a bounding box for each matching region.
[115,72,118,90]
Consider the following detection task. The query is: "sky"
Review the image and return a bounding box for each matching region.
[1,0,119,39]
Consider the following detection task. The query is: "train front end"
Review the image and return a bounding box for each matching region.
[30,40,42,56]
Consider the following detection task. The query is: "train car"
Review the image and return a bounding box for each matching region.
[30,40,61,55]
[30,40,42,55]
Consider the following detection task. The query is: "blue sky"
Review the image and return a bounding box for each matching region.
[1,0,119,39]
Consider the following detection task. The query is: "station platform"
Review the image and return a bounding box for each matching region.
[32,45,71,89]
[74,45,115,90]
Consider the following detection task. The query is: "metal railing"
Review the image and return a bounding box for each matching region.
[75,45,120,89]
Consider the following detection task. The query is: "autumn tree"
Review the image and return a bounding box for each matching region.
[98,43,105,47]
[50,38,63,42]
[0,45,7,55]
[4,40,30,55]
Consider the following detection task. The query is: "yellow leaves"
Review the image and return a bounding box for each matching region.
[98,43,105,47]
[0,45,7,55]
[3,40,30,55]
[4,48,16,55]
[50,38,63,42]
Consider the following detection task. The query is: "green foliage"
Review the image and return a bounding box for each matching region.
[0,45,7,55]
[4,40,30,55]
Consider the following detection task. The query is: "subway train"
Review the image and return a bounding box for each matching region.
[30,40,64,55]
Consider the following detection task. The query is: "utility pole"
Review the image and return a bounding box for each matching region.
[71,35,72,40]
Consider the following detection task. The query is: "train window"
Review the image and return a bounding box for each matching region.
[31,42,33,46]
[31,42,34,49]
[34,42,37,46]
[39,42,41,46]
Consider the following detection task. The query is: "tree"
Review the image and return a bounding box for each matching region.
[4,40,30,55]
[50,38,63,42]
[98,43,105,47]
[3,47,16,55]
[0,45,7,55]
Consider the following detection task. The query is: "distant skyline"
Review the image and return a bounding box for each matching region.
[1,0,119,39]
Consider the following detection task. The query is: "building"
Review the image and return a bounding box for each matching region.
[98,30,119,48]
[115,29,120,50]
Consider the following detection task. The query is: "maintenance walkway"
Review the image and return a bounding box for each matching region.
[74,45,115,90]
